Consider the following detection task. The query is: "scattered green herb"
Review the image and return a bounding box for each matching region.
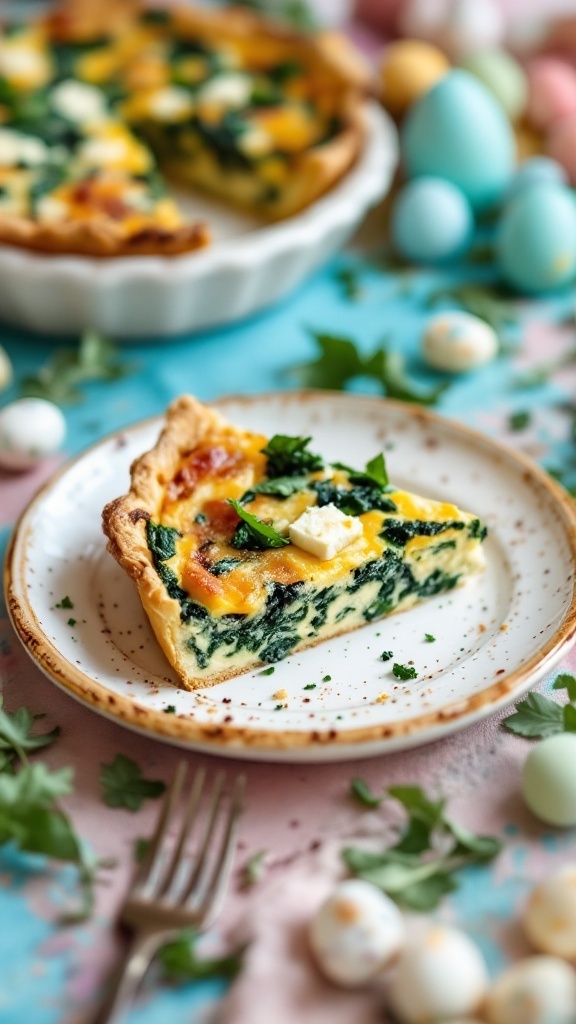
[164,705,176,714]
[393,663,418,681]
[0,697,60,767]
[274,704,284,711]
[21,330,134,406]
[509,410,531,432]
[261,666,275,676]
[350,777,383,808]
[261,435,323,478]
[502,679,576,739]
[304,683,316,690]
[554,673,576,701]
[229,500,290,551]
[380,651,394,661]
[55,596,73,609]
[67,618,76,627]
[134,837,151,863]
[100,754,166,811]
[424,633,436,643]
[335,266,362,301]
[159,929,246,982]
[323,675,331,682]
[293,331,448,406]
[342,785,502,911]
[240,849,267,888]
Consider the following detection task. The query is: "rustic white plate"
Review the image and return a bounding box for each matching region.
[0,103,395,339]
[5,392,576,763]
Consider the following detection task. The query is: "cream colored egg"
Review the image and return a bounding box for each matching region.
[0,398,66,472]
[309,879,406,987]
[423,311,498,373]
[387,926,489,1023]
[0,346,13,391]
[484,956,576,1024]
[380,40,450,116]
[524,866,576,959]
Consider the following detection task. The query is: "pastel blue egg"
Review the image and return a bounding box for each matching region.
[496,183,576,293]
[392,177,473,263]
[401,70,515,211]
[506,156,568,202]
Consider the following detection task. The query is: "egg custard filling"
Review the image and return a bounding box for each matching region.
[0,1,368,256]
[103,396,487,691]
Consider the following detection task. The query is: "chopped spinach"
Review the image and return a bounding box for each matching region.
[146,521,180,562]
[380,651,394,661]
[261,435,323,478]
[229,500,290,551]
[312,481,396,517]
[241,475,310,503]
[393,663,418,680]
[381,519,466,548]
[210,558,244,576]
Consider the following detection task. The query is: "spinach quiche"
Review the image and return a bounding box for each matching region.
[0,0,368,256]
[102,395,488,690]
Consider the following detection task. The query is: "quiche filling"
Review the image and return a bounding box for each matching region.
[0,3,367,254]
[103,397,487,690]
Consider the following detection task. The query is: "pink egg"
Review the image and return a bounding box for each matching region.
[526,58,576,131]
[547,113,576,184]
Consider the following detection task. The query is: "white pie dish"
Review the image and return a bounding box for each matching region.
[5,391,576,763]
[0,102,395,340]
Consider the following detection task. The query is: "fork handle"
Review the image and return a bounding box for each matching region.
[92,929,174,1024]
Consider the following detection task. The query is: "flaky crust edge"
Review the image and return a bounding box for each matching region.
[102,395,238,689]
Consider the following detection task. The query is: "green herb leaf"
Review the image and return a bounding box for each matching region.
[554,674,576,702]
[163,705,176,714]
[20,330,134,406]
[241,849,267,888]
[55,596,73,609]
[241,475,310,502]
[146,521,180,562]
[564,704,576,732]
[210,557,243,577]
[100,754,166,811]
[303,683,316,690]
[229,499,290,550]
[333,452,389,490]
[0,698,60,766]
[424,633,436,643]
[261,435,323,478]
[509,410,531,432]
[392,663,418,681]
[343,785,501,910]
[365,346,448,406]
[350,778,383,808]
[159,929,246,982]
[380,651,394,661]
[335,266,362,301]
[261,666,275,676]
[503,692,564,738]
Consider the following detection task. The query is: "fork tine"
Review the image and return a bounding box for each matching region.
[175,770,226,901]
[156,766,206,897]
[134,760,186,893]
[195,774,246,925]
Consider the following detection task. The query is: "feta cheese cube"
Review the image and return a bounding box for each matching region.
[289,504,363,561]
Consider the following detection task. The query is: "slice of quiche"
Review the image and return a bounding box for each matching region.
[102,396,487,690]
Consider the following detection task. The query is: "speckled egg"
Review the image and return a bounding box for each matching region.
[522,733,576,826]
[547,113,576,185]
[391,177,472,263]
[461,50,527,121]
[526,58,576,131]
[380,40,450,116]
[496,183,576,294]
[401,70,515,211]
[439,0,505,60]
[309,879,405,987]
[387,926,489,1023]
[524,865,576,959]
[0,346,12,391]
[484,956,576,1024]
[0,398,66,472]
[506,156,568,201]
[422,311,498,372]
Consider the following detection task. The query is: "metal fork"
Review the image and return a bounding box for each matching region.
[94,763,245,1024]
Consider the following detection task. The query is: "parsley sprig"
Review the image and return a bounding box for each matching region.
[20,330,134,406]
[344,785,502,911]
[503,674,576,738]
[293,331,448,405]
[159,929,247,982]
[100,755,166,811]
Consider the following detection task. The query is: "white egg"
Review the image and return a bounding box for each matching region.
[0,398,66,472]
[484,956,576,1024]
[387,925,489,1023]
[524,865,576,959]
[0,346,13,391]
[309,879,405,987]
[440,0,505,60]
[422,311,498,373]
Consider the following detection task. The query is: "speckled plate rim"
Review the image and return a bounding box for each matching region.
[4,391,576,761]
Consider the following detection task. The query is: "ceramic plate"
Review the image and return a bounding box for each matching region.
[5,392,576,763]
[0,103,396,339]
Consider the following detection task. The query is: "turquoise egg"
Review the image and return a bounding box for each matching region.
[391,177,473,263]
[461,49,528,122]
[506,156,568,201]
[496,183,576,293]
[401,70,516,211]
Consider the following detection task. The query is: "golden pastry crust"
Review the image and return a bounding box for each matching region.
[102,395,242,686]
[0,0,370,257]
